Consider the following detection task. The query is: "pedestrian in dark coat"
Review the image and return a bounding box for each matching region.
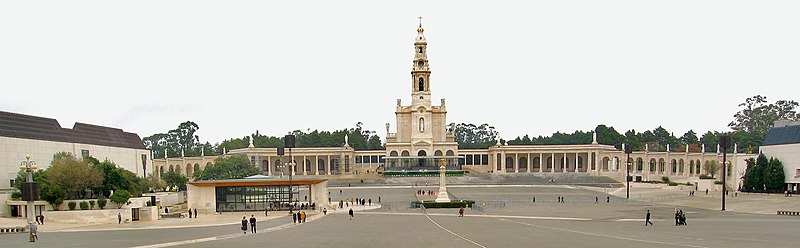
[241,216,248,234]
[292,212,297,223]
[194,208,197,218]
[349,208,354,220]
[249,215,256,233]
[645,209,653,226]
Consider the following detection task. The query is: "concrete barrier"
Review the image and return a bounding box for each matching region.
[777,210,800,216]
[0,226,26,234]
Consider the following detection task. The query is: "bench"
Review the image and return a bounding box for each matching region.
[777,211,800,216]
[0,226,26,234]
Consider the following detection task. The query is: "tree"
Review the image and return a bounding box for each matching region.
[110,189,131,209]
[146,174,166,192]
[703,161,720,178]
[162,171,188,191]
[40,184,66,210]
[144,121,201,158]
[455,123,499,149]
[198,154,261,180]
[680,130,699,145]
[46,152,104,199]
[729,95,799,149]
[764,157,786,192]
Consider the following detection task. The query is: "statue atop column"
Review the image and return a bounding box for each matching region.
[591,132,598,144]
[386,123,390,134]
[344,134,350,147]
[248,135,255,148]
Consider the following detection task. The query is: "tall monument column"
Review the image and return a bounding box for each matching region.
[435,158,451,202]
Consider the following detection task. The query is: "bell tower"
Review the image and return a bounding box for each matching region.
[411,17,431,107]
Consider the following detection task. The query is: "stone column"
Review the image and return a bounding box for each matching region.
[514,153,519,173]
[435,159,451,203]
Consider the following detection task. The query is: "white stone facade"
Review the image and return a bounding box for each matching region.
[0,136,150,191]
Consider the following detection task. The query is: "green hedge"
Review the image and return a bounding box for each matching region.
[668,182,679,186]
[79,201,89,210]
[412,200,475,208]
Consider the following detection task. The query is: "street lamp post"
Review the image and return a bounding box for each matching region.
[284,135,296,216]
[720,135,731,211]
[19,155,38,242]
[624,144,632,199]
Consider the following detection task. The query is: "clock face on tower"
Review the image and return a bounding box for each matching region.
[417,60,424,67]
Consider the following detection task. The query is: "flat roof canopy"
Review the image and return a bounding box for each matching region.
[189,177,326,187]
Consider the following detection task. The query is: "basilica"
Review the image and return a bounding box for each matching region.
[153,22,755,190]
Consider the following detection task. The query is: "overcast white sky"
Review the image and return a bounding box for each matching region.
[2,1,799,144]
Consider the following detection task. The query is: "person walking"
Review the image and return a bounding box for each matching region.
[675,210,680,226]
[595,196,599,204]
[349,208,354,220]
[188,208,192,219]
[292,212,297,223]
[645,209,653,226]
[194,208,197,218]
[606,196,610,203]
[118,212,122,224]
[323,207,328,215]
[301,211,306,223]
[40,214,45,225]
[29,222,38,242]
[241,216,248,234]
[459,207,464,217]
[249,215,256,233]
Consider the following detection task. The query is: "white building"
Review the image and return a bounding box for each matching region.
[0,111,151,192]
[760,120,800,193]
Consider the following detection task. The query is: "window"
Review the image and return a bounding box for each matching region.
[9,179,14,188]
[81,149,90,158]
[355,156,362,163]
[481,154,489,165]
[796,169,800,177]
[418,77,425,91]
[419,47,423,54]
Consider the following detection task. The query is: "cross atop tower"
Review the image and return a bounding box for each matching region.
[418,16,423,26]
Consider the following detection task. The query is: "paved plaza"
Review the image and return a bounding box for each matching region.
[3,183,800,248]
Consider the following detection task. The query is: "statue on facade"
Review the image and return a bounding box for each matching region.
[249,135,255,148]
[344,134,349,147]
[386,123,390,134]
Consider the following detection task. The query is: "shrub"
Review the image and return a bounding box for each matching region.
[89,200,96,209]
[662,177,670,183]
[68,201,77,210]
[110,189,131,209]
[699,174,714,179]
[79,201,89,210]
[668,182,679,186]
[11,191,22,200]
[714,180,723,185]
[98,197,108,209]
[686,182,694,186]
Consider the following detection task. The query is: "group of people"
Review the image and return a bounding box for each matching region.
[556,196,565,203]
[417,190,436,196]
[292,211,307,223]
[187,208,198,218]
[241,215,257,234]
[35,214,45,225]
[338,197,372,208]
[675,210,687,226]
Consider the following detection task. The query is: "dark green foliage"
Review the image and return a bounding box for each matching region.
[699,174,714,179]
[41,184,66,210]
[743,154,786,193]
[198,154,261,180]
[89,200,96,209]
[97,197,108,209]
[662,177,670,183]
[68,201,77,210]
[11,191,22,200]
[455,123,499,149]
[728,95,799,152]
[110,189,131,209]
[162,170,188,191]
[144,121,201,158]
[91,159,147,197]
[669,182,679,186]
[79,201,89,210]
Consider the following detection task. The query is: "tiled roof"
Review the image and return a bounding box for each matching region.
[0,111,147,150]
[763,124,800,146]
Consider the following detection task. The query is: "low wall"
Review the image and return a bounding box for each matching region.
[143,192,185,207]
[47,209,131,224]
